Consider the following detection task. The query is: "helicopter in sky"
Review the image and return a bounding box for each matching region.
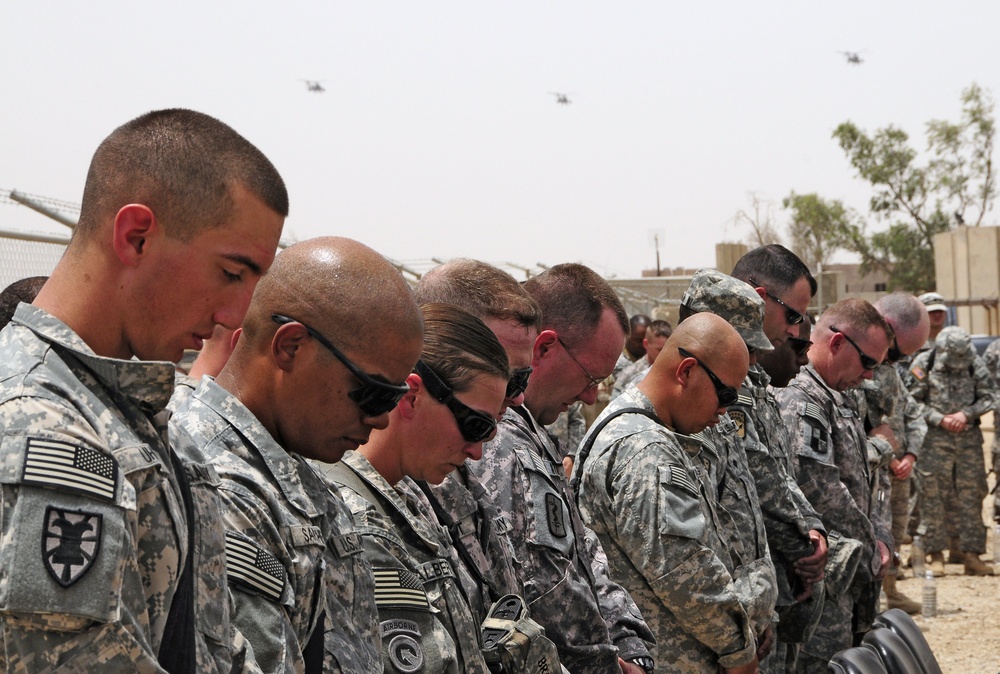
[301,80,325,93]
[549,92,572,105]
[839,51,864,65]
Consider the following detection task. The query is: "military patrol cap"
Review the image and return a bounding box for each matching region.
[935,325,975,366]
[681,269,773,354]
[919,292,947,313]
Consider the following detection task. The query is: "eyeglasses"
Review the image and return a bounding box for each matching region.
[830,326,879,371]
[886,337,903,363]
[414,360,498,443]
[505,366,533,399]
[557,337,605,390]
[787,337,812,358]
[677,347,739,407]
[749,277,805,326]
[271,314,410,416]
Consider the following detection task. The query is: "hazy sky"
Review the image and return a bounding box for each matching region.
[3,2,999,278]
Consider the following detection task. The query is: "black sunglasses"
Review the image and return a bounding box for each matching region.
[414,360,498,443]
[678,347,739,407]
[830,326,879,371]
[749,277,805,326]
[506,366,533,399]
[557,337,605,390]
[886,337,903,363]
[271,314,410,416]
[787,337,813,359]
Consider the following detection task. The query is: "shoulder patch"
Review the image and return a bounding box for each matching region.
[387,633,424,673]
[43,506,102,587]
[803,402,828,426]
[545,492,567,538]
[23,437,119,502]
[729,410,746,438]
[373,567,430,611]
[665,464,699,497]
[911,366,926,381]
[225,530,286,603]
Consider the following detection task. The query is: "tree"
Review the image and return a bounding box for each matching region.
[782,192,857,270]
[832,83,996,291]
[733,192,783,247]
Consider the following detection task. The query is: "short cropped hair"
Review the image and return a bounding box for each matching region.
[732,244,817,296]
[630,314,651,331]
[522,263,628,345]
[414,259,542,330]
[419,303,511,393]
[0,276,47,329]
[647,319,672,340]
[874,292,927,334]
[78,109,288,242]
[820,298,894,342]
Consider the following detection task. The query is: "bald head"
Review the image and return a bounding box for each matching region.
[639,313,748,434]
[873,292,930,357]
[241,237,422,354]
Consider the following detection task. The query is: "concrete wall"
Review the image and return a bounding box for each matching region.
[935,226,1000,335]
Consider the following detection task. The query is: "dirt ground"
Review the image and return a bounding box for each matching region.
[889,426,1000,674]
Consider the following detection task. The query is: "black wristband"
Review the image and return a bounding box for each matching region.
[628,656,655,674]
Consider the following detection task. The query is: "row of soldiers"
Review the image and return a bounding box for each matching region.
[0,107,994,674]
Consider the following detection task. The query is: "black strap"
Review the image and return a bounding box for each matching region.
[158,450,197,673]
[302,610,326,674]
[569,406,665,492]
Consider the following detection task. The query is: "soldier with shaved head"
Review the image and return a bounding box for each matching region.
[170,237,424,673]
[577,313,758,674]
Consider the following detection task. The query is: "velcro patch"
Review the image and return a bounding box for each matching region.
[373,568,430,611]
[381,618,421,638]
[387,633,424,673]
[911,366,926,380]
[43,506,102,587]
[415,558,455,583]
[666,464,699,496]
[545,493,566,538]
[805,423,829,455]
[729,410,746,438]
[803,403,827,426]
[23,438,118,502]
[225,530,286,602]
[330,532,363,557]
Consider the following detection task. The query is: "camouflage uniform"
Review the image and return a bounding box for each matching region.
[856,365,927,557]
[327,451,490,674]
[776,364,888,669]
[906,330,997,555]
[547,401,587,461]
[611,358,651,399]
[0,305,244,673]
[467,406,655,674]
[170,377,381,674]
[577,386,758,673]
[981,338,1000,521]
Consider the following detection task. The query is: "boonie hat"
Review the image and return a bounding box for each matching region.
[681,269,773,353]
[919,292,947,314]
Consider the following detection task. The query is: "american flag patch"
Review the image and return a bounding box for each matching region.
[225,531,286,603]
[22,438,118,501]
[667,464,699,496]
[373,568,429,611]
[803,403,826,425]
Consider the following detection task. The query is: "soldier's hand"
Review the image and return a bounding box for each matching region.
[890,454,916,480]
[618,658,646,674]
[755,625,775,661]
[793,530,828,589]
[875,540,892,580]
[940,412,968,432]
[722,656,759,674]
[870,423,899,451]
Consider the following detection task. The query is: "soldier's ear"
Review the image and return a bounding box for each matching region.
[675,356,696,389]
[533,330,559,366]
[396,373,422,420]
[271,322,309,371]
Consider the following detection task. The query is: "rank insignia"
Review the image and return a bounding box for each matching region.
[43,506,102,587]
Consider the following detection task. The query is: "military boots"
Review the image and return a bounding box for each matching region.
[964,552,995,576]
[929,552,946,577]
[883,575,921,615]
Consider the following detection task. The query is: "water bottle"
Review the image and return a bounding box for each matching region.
[922,569,937,618]
[993,524,1000,565]
[911,536,926,577]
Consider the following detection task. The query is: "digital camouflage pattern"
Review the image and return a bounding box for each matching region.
[577,387,758,673]
[776,364,889,665]
[546,401,587,459]
[906,327,997,554]
[981,338,1000,521]
[0,305,243,673]
[611,357,651,398]
[327,452,490,674]
[467,406,654,674]
[170,377,381,674]
[680,269,773,354]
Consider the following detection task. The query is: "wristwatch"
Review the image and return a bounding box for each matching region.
[628,656,655,673]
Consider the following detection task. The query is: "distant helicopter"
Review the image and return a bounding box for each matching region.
[839,51,864,65]
[301,80,325,93]
[549,92,572,105]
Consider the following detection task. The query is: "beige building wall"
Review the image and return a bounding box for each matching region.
[934,226,1000,335]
